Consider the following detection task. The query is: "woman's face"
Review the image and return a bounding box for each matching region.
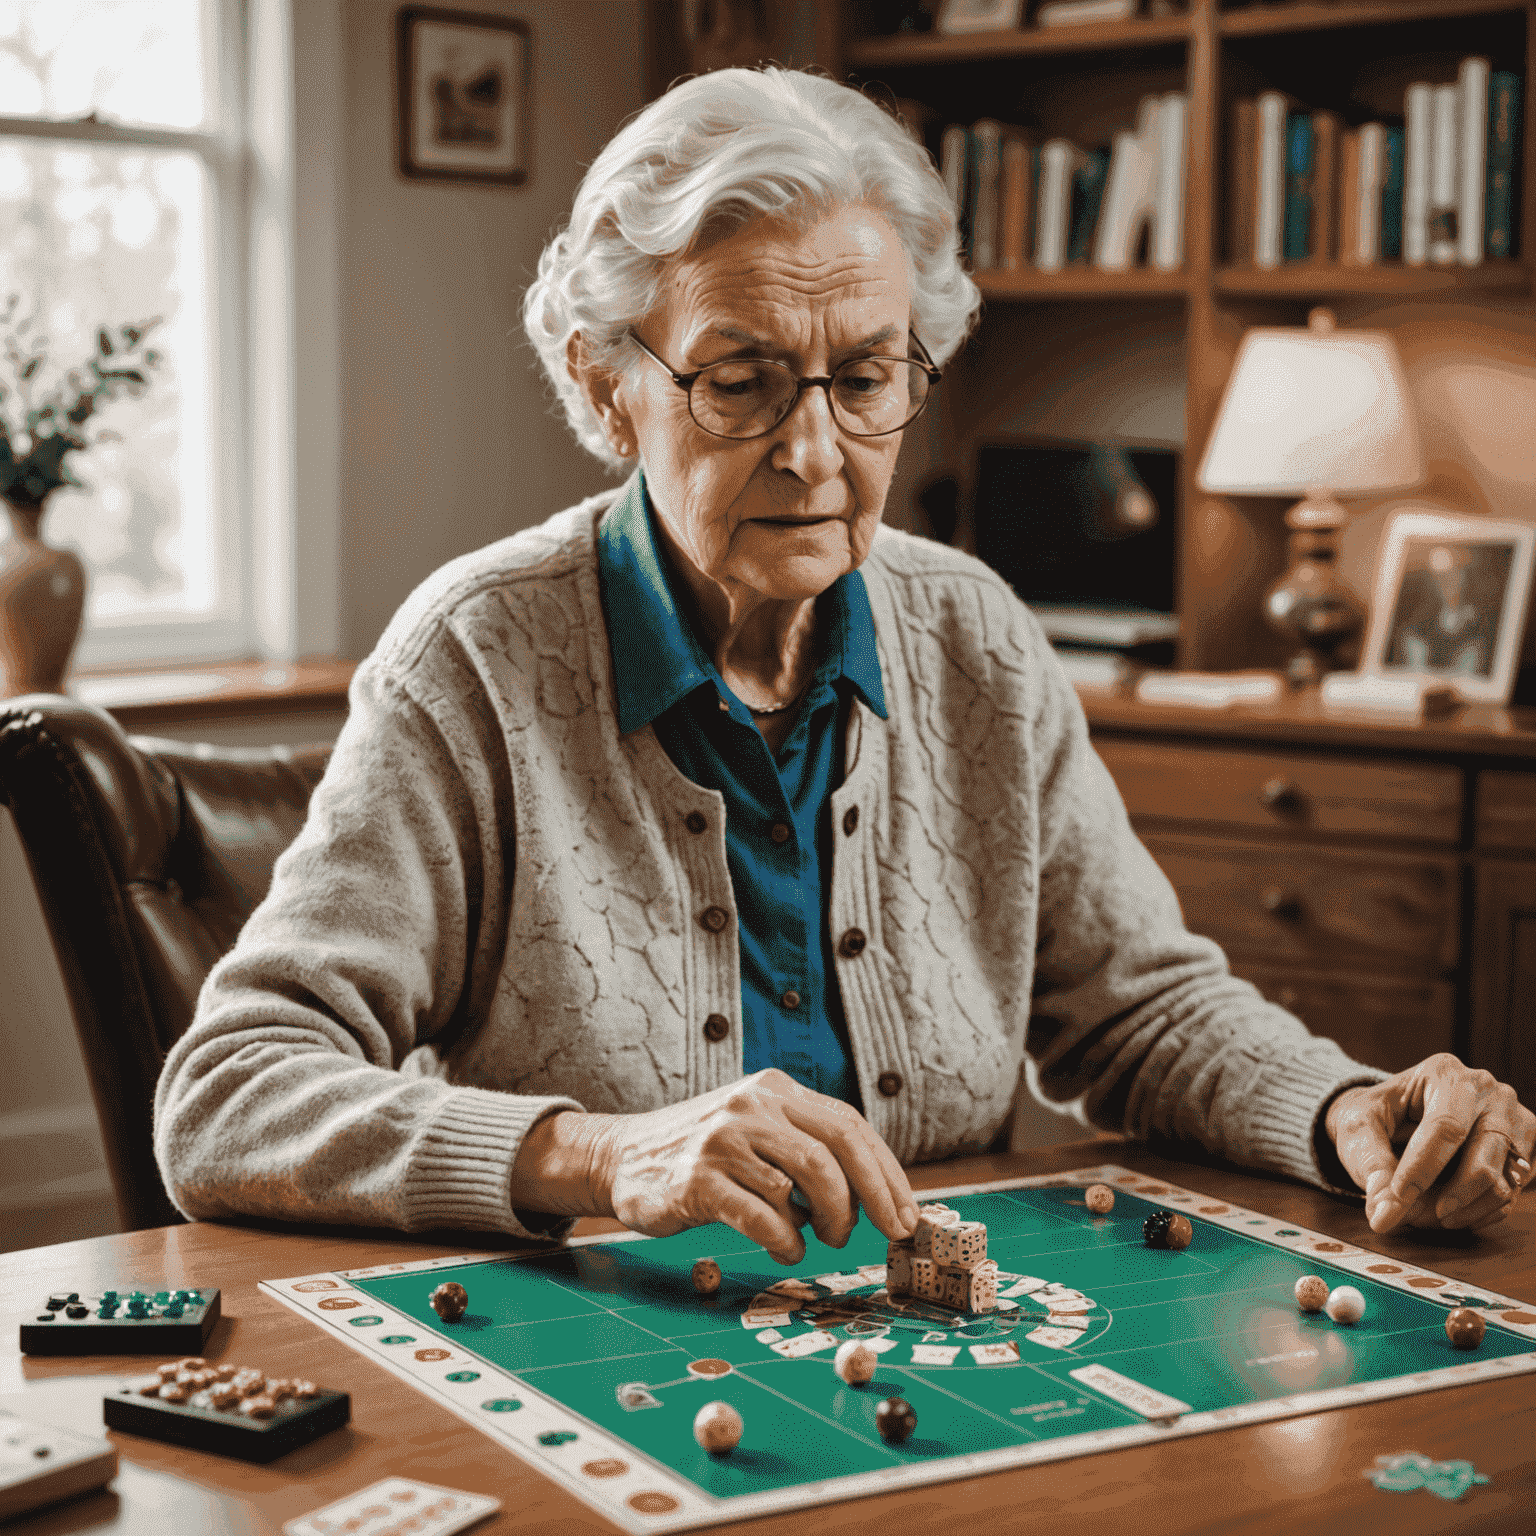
[609,205,914,606]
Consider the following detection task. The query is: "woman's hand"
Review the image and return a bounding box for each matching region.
[511,1070,918,1263]
[1325,1055,1535,1234]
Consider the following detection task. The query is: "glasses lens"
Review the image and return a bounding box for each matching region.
[690,360,798,438]
[831,358,930,436]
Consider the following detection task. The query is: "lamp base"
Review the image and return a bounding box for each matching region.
[1263,492,1365,688]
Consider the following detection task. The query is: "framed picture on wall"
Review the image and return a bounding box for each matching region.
[1358,507,1536,704]
[396,6,531,186]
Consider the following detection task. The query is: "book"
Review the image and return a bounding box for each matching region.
[1354,122,1388,264]
[1095,96,1160,270]
[1403,81,1433,265]
[998,133,1039,270]
[1228,97,1257,264]
[970,119,1006,269]
[1380,125,1405,260]
[1036,0,1136,23]
[941,123,970,258]
[1338,128,1362,265]
[1282,110,1315,261]
[1152,92,1187,270]
[1485,71,1522,258]
[1457,57,1489,265]
[1067,147,1112,265]
[1309,109,1340,262]
[1035,139,1085,271]
[1254,91,1289,269]
[1428,82,1460,264]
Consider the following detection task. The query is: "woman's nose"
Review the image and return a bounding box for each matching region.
[770,382,842,482]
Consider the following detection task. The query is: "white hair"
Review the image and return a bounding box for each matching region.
[522,66,981,472]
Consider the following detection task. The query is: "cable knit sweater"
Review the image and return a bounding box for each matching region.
[154,482,1384,1238]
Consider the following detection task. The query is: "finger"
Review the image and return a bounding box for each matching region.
[1432,1128,1511,1225]
[1382,1072,1481,1222]
[1439,1179,1516,1231]
[749,1125,858,1249]
[692,1169,805,1265]
[785,1100,917,1241]
[1329,1096,1407,1232]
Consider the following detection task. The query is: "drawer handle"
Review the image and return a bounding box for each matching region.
[1259,777,1303,813]
[1262,886,1305,922]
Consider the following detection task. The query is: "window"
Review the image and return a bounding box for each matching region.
[0,0,248,667]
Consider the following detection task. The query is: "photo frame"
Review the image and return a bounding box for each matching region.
[396,6,530,187]
[1357,506,1536,704]
[936,0,1026,36]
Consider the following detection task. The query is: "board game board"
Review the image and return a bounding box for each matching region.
[263,1165,1536,1533]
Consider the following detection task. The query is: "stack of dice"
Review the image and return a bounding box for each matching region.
[886,1203,998,1313]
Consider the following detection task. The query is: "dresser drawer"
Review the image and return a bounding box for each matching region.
[1143,834,1460,977]
[1096,737,1462,844]
[1477,770,1536,852]
[1235,963,1455,1074]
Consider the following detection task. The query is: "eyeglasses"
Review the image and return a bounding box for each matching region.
[626,329,942,441]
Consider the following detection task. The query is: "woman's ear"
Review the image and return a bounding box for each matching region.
[567,333,637,459]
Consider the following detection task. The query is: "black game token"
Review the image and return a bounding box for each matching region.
[19,1288,221,1356]
[1142,1210,1192,1250]
[875,1396,917,1444]
[104,1382,349,1464]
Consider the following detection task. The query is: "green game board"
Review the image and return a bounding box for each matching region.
[264,1166,1536,1532]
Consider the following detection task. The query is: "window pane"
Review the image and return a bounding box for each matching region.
[0,0,208,130]
[0,139,216,620]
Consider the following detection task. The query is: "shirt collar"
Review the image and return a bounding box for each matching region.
[596,472,887,735]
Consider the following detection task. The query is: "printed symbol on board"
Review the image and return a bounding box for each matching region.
[583,1458,628,1478]
[318,1297,360,1309]
[347,1315,385,1326]
[482,1398,523,1412]
[446,1370,480,1382]
[687,1359,731,1377]
[415,1347,452,1361]
[629,1492,680,1514]
[292,1280,341,1292]
[381,1335,416,1344]
[538,1430,578,1446]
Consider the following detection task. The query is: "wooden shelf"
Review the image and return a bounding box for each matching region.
[70,656,356,729]
[1215,260,1531,295]
[1219,0,1527,39]
[976,267,1189,299]
[845,16,1190,69]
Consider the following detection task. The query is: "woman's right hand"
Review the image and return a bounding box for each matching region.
[511,1070,918,1263]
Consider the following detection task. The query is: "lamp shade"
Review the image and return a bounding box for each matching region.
[1197,312,1425,495]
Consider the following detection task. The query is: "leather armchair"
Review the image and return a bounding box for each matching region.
[0,697,331,1232]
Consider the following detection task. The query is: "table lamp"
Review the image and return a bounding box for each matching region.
[1197,307,1425,685]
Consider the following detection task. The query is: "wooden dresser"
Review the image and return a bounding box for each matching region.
[1080,687,1536,1109]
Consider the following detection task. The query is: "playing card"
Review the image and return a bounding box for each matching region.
[968,1341,1020,1365]
[863,1335,899,1353]
[999,1277,1047,1299]
[1044,1296,1095,1313]
[856,1264,887,1283]
[1026,1326,1083,1350]
[284,1477,499,1536]
[1047,1312,1090,1331]
[911,1343,960,1365]
[769,1329,839,1358]
[755,1328,784,1343]
[816,1272,870,1293]
[742,1310,793,1328]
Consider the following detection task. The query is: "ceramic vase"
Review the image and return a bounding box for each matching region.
[0,493,87,697]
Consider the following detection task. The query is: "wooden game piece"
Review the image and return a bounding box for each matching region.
[692,1400,742,1454]
[1085,1184,1114,1214]
[1325,1285,1366,1325]
[430,1281,469,1323]
[1142,1210,1192,1250]
[691,1259,722,1296]
[1294,1275,1329,1313]
[238,1395,277,1419]
[833,1340,877,1385]
[875,1397,917,1444]
[1445,1307,1486,1349]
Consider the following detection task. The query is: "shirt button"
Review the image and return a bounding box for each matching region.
[781,990,801,1011]
[685,811,707,835]
[877,1071,903,1098]
[843,806,859,836]
[703,1013,730,1042]
[838,927,867,958]
[699,906,730,933]
[770,821,791,844]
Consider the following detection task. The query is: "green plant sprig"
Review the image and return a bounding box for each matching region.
[0,293,164,513]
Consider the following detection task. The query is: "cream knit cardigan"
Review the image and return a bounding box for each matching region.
[154,484,1382,1237]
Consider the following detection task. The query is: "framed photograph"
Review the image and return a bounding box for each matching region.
[1358,507,1536,704]
[397,6,530,187]
[936,0,1025,36]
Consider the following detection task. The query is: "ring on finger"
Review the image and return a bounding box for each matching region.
[1505,1151,1530,1189]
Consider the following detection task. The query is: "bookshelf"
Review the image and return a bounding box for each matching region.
[821,0,1534,672]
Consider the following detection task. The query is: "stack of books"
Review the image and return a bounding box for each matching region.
[1228,59,1522,269]
[941,93,1188,274]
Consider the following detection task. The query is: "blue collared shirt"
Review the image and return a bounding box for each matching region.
[596,475,888,1108]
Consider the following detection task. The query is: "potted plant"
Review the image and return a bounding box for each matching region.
[0,295,162,697]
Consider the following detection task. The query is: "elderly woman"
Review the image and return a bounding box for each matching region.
[156,69,1532,1260]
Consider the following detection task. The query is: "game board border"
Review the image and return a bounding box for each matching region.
[261,1165,1536,1534]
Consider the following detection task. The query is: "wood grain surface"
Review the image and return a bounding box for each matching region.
[3,1142,1532,1535]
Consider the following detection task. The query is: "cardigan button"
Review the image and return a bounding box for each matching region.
[770,821,791,844]
[781,990,801,1011]
[703,1013,730,1043]
[876,1071,903,1098]
[699,905,730,933]
[842,805,859,836]
[838,927,867,958]
[685,811,708,834]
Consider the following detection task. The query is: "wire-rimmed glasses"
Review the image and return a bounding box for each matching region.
[626,330,942,441]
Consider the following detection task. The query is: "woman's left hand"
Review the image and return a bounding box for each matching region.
[1325,1054,1535,1233]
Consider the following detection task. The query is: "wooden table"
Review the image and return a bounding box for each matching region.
[4,1142,1533,1534]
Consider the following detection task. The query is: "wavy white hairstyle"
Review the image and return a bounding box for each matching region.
[522,66,980,472]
